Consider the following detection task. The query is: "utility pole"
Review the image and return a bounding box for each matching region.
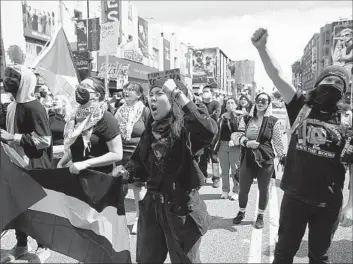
[59,0,63,25]
[86,0,91,77]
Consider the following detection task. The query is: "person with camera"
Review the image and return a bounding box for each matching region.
[252,27,353,264]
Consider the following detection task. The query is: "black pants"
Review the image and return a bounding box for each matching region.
[239,160,274,211]
[199,147,219,180]
[136,193,202,263]
[273,193,342,264]
[16,230,43,248]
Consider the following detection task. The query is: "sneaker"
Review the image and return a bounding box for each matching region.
[230,193,239,201]
[233,211,245,224]
[220,192,229,199]
[0,244,31,263]
[255,214,264,229]
[35,247,51,263]
[212,178,220,188]
[131,219,138,235]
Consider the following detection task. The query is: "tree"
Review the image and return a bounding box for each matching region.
[272,90,282,100]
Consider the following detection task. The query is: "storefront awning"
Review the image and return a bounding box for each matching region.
[97,56,158,81]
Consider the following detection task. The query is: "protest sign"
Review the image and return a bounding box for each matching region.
[99,22,119,56]
[98,63,129,85]
[147,68,181,87]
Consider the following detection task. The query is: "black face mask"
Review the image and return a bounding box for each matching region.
[312,84,343,112]
[3,77,20,95]
[75,87,91,105]
[40,91,47,98]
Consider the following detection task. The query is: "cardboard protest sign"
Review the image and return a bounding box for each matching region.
[99,22,119,56]
[147,68,181,87]
[97,63,129,84]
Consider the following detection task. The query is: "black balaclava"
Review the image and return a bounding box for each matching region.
[310,65,350,112]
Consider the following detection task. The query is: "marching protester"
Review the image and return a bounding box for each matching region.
[252,28,353,263]
[199,85,222,187]
[114,82,150,235]
[213,97,243,200]
[237,94,253,114]
[232,92,285,229]
[0,65,52,263]
[122,79,218,263]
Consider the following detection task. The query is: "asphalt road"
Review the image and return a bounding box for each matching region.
[1,156,352,263]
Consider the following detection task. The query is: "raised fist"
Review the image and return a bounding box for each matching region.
[251,28,268,49]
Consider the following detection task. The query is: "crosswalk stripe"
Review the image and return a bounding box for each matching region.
[269,178,280,263]
[248,190,263,263]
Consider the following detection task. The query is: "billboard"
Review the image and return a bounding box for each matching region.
[163,38,171,70]
[331,20,353,77]
[21,0,55,41]
[192,48,217,85]
[138,17,149,60]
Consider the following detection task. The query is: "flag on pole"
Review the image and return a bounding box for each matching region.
[1,143,131,263]
[31,25,80,108]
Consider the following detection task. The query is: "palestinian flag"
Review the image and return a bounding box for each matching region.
[0,143,131,263]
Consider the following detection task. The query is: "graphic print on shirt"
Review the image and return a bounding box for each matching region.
[295,118,343,159]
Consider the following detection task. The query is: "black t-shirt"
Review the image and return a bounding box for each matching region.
[70,111,120,174]
[220,120,232,141]
[203,100,221,121]
[281,91,346,206]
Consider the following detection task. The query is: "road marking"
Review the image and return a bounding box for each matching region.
[269,178,280,263]
[248,190,263,263]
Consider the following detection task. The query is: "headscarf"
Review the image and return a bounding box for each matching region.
[63,79,108,156]
[5,65,37,134]
[115,100,145,141]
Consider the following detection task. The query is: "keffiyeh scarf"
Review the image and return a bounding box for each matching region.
[115,100,145,141]
[64,102,107,156]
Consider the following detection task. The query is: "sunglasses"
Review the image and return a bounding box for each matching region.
[255,98,269,105]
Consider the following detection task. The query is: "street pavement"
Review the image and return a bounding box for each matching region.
[1,164,352,263]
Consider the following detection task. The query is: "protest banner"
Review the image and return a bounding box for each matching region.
[97,63,129,89]
[99,22,119,56]
[147,68,181,87]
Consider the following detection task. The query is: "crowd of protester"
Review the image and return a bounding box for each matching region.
[0,27,352,264]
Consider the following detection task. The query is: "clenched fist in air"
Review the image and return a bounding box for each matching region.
[251,28,268,49]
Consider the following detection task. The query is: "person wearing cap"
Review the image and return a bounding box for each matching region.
[252,28,353,264]
[0,65,52,263]
[122,79,217,263]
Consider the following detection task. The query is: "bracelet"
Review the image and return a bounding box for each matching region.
[243,139,249,147]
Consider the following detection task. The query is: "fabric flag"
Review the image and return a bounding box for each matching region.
[31,25,80,109]
[1,144,131,263]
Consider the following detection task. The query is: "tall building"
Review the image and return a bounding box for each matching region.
[301,33,320,91]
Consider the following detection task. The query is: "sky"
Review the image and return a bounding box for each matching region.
[134,1,352,92]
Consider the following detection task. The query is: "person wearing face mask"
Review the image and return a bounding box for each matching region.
[121,79,217,263]
[56,77,126,215]
[213,97,243,200]
[39,85,53,109]
[232,92,285,229]
[252,28,353,264]
[0,65,52,263]
[114,82,150,235]
[199,85,222,188]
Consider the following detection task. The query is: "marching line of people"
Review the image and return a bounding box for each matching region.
[0,27,352,264]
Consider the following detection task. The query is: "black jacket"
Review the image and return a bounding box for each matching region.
[125,101,218,234]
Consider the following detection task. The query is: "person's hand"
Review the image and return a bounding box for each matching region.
[162,79,177,97]
[251,28,268,50]
[246,140,260,149]
[112,165,128,178]
[229,140,235,147]
[57,161,64,168]
[339,203,353,227]
[69,161,89,175]
[0,129,14,142]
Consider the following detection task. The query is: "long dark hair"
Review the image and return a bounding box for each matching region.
[253,92,272,117]
[85,77,105,101]
[236,94,253,113]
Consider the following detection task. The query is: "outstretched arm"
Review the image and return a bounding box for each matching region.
[252,28,296,104]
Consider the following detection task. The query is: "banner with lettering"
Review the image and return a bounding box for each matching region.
[138,17,149,60]
[88,18,100,51]
[76,19,87,52]
[101,0,120,23]
[99,22,119,56]
[147,68,181,87]
[97,63,129,82]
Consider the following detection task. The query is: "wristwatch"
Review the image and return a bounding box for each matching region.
[243,139,249,147]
